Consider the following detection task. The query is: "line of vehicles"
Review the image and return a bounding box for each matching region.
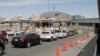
[0,28,78,55]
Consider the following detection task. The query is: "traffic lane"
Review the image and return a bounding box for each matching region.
[3,32,88,56]
[4,32,87,56]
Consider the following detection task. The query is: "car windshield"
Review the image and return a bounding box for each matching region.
[62,30,66,33]
[55,30,61,33]
[7,30,12,32]
[7,30,11,31]
[42,32,49,34]
[16,32,22,36]
[51,31,54,34]
[15,33,25,38]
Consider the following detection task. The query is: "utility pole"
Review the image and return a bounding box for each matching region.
[53,5,55,11]
[48,0,50,12]
[47,0,51,27]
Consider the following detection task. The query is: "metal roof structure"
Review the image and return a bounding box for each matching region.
[67,18,100,23]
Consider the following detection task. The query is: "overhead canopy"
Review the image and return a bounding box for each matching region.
[67,18,100,23]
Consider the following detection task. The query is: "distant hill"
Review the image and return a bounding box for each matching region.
[40,11,73,21]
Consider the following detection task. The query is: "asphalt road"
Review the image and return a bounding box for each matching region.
[2,32,87,56]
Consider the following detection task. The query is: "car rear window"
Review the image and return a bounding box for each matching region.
[15,33,25,38]
[42,32,49,34]
[7,30,11,32]
[51,31,54,34]
[55,30,61,33]
[62,30,66,33]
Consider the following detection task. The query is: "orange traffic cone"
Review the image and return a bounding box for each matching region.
[86,34,88,39]
[63,41,68,51]
[88,33,90,37]
[74,38,78,45]
[85,34,87,40]
[69,39,74,47]
[86,34,87,39]
[80,37,83,41]
[83,35,86,40]
[55,48,60,56]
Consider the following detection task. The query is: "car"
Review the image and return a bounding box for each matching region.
[11,33,41,48]
[7,29,25,36]
[62,30,67,38]
[7,30,15,36]
[40,31,57,41]
[55,30,65,38]
[67,29,78,37]
[0,31,8,44]
[70,29,78,35]
[55,30,62,38]
[0,39,5,55]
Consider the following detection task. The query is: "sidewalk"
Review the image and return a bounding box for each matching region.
[78,35,97,56]
[58,32,96,56]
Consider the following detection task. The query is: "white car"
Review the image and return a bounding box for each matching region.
[7,30,25,36]
[7,30,15,36]
[55,30,67,38]
[40,31,57,41]
[62,30,67,37]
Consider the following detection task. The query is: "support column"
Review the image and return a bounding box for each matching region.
[93,23,95,32]
[70,23,73,29]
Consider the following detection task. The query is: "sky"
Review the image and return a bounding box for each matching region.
[0,0,98,18]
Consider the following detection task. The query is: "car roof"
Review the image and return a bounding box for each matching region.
[15,33,36,37]
[25,33,36,35]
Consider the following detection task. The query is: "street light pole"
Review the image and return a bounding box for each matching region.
[48,0,50,12]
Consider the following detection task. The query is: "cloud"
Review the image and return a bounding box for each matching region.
[0,0,91,7]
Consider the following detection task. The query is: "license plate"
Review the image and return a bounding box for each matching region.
[15,39,18,41]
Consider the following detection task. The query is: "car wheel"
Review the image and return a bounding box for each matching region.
[4,40,8,44]
[13,45,18,48]
[0,46,3,55]
[39,40,42,44]
[64,35,66,37]
[63,36,65,38]
[27,42,31,48]
[56,37,58,40]
[57,36,59,38]
[50,37,54,41]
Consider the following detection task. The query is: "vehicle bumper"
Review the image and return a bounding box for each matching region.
[57,35,64,38]
[11,41,27,47]
[41,38,51,41]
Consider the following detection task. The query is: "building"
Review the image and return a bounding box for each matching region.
[73,15,85,20]
[67,18,99,31]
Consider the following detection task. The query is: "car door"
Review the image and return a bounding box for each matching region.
[30,33,39,45]
[51,31,56,38]
[26,34,36,45]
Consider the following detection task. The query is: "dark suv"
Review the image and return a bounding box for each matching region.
[0,39,5,55]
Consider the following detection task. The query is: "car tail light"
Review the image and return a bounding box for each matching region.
[20,37,27,41]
